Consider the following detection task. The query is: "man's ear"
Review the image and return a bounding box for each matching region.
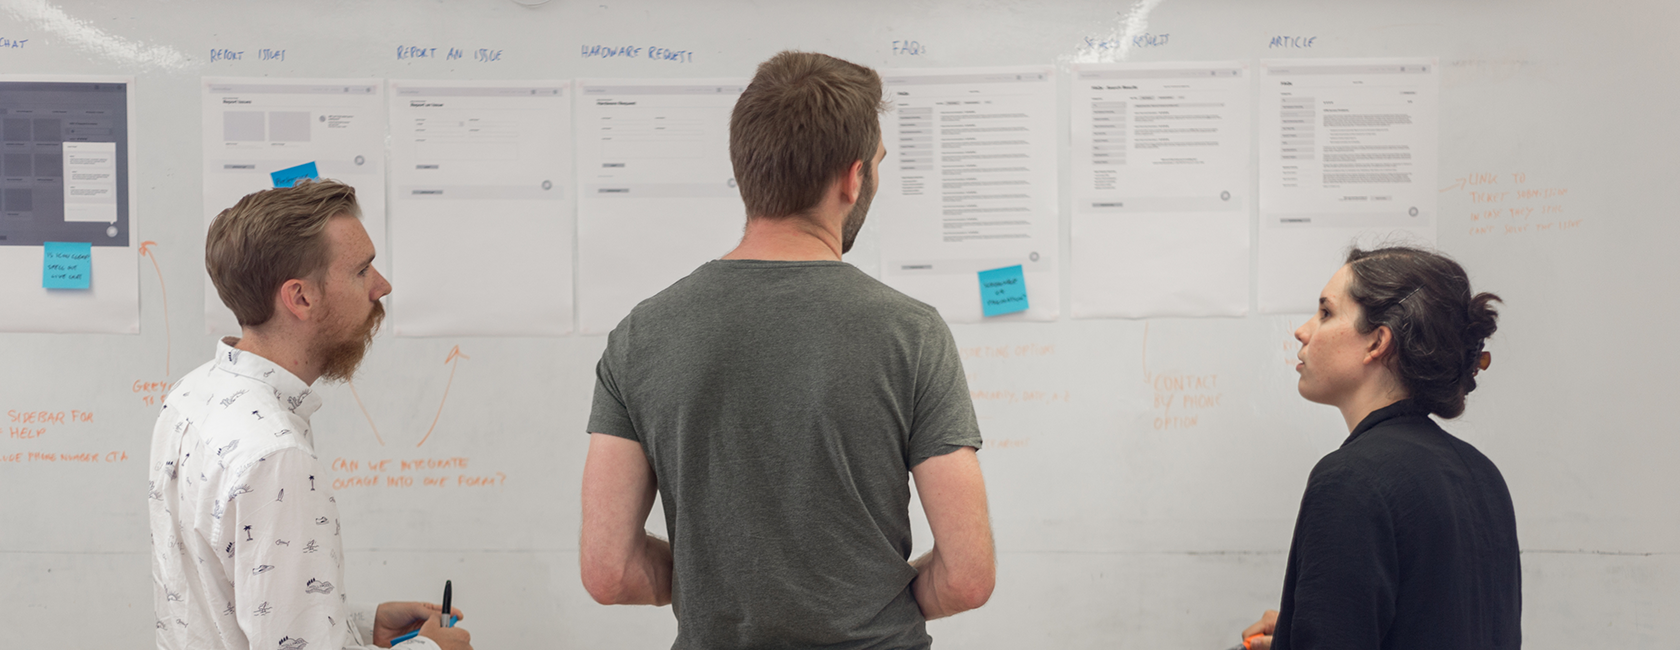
[838,159,865,205]
[276,278,317,322]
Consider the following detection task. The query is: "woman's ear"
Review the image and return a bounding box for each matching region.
[1365,325,1396,365]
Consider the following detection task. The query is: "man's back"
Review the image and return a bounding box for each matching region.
[589,260,981,649]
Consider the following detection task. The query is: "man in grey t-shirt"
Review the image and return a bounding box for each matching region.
[580,51,997,649]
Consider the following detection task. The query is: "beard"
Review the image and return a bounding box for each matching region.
[840,162,877,254]
[315,298,384,383]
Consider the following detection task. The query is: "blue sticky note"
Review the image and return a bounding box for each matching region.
[43,241,92,290]
[270,161,319,188]
[978,265,1028,317]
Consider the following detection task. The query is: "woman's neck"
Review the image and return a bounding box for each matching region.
[1337,375,1409,432]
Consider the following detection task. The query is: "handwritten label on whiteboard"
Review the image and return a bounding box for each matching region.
[892,40,926,55]
[978,265,1028,317]
[397,46,439,60]
[397,46,502,62]
[2,37,29,49]
[581,45,693,63]
[1084,33,1171,50]
[210,48,285,62]
[1269,36,1317,48]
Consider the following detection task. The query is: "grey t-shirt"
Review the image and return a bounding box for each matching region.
[589,259,982,650]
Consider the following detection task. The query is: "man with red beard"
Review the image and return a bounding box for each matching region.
[148,180,470,650]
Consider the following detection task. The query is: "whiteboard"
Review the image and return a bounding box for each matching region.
[1,1,1676,648]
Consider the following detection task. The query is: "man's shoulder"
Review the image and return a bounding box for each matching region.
[169,363,316,466]
[634,261,946,327]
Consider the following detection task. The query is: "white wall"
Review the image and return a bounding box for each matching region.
[2,1,1676,647]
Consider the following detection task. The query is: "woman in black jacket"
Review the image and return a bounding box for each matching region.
[1241,246,1520,650]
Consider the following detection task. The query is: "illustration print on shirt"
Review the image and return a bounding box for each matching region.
[252,564,275,576]
[253,601,273,616]
[305,578,335,595]
[279,635,309,650]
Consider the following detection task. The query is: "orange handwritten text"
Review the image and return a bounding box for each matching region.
[969,389,1071,405]
[135,380,174,407]
[959,343,1056,361]
[1445,172,1577,238]
[330,456,501,489]
[6,409,95,440]
[401,457,469,471]
[9,409,94,425]
[456,473,506,487]
[0,450,129,464]
[1147,374,1223,431]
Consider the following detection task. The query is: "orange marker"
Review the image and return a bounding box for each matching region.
[1226,634,1265,650]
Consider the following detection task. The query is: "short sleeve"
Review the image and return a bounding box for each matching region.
[1275,458,1399,650]
[906,315,982,467]
[587,316,639,442]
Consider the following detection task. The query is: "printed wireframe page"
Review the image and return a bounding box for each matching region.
[201,78,387,334]
[574,78,747,335]
[1258,59,1438,313]
[876,66,1060,323]
[0,75,139,333]
[1070,62,1250,319]
[388,80,574,337]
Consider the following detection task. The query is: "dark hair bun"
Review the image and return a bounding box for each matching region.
[1344,246,1502,419]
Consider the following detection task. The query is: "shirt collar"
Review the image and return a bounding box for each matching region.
[215,337,323,419]
[1343,399,1430,446]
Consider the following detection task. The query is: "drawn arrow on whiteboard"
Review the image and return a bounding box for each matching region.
[347,380,385,446]
[348,346,469,447]
[139,241,171,376]
[415,345,470,448]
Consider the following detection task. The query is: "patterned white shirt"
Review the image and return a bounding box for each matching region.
[149,338,438,650]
